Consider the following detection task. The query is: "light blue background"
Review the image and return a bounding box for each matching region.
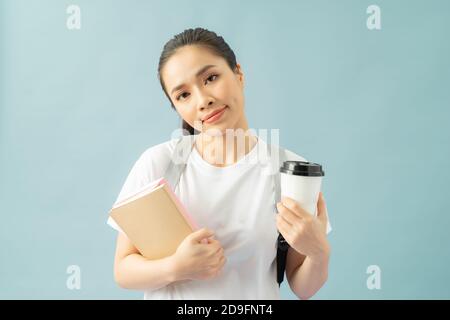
[1,0,449,299]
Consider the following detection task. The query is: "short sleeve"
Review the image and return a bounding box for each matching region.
[326,216,332,235]
[106,139,178,234]
[106,152,151,234]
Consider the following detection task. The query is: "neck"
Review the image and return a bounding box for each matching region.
[195,118,257,167]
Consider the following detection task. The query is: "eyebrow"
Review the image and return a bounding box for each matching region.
[170,64,217,95]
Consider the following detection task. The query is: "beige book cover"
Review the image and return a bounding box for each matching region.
[109,178,198,260]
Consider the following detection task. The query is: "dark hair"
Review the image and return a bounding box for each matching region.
[158,27,238,135]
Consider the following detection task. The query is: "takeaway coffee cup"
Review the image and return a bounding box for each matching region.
[280,161,325,217]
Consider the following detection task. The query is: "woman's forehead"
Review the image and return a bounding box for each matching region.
[162,46,226,85]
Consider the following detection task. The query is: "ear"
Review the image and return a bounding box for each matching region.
[235,63,244,87]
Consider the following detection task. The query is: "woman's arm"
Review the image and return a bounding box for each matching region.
[277,193,331,300]
[286,247,330,300]
[113,232,180,290]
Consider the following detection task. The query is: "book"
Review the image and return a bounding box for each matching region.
[109,177,199,260]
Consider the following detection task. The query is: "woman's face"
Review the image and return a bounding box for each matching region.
[161,45,246,135]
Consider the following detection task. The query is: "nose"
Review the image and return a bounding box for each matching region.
[196,88,215,111]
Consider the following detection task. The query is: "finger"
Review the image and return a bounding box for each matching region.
[218,256,226,269]
[276,214,292,242]
[217,257,227,272]
[280,196,310,219]
[317,192,329,225]
[276,212,291,227]
[211,257,226,277]
[206,243,222,257]
[191,228,215,243]
[207,238,221,248]
[216,255,226,268]
[213,246,224,257]
[210,255,226,270]
[276,202,301,226]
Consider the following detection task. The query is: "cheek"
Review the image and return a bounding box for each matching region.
[174,105,195,123]
[231,87,244,112]
[219,80,244,110]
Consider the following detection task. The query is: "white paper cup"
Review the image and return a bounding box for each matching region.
[280,161,325,217]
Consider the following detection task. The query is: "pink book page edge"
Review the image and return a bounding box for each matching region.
[111,177,165,211]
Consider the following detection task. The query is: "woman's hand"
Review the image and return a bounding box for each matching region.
[276,192,330,261]
[171,228,227,282]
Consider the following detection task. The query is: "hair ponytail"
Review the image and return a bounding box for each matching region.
[182,119,198,135]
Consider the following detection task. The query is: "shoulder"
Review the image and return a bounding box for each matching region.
[136,134,196,179]
[139,137,177,164]
[113,137,184,205]
[141,134,195,161]
[259,138,307,162]
[283,147,307,162]
[136,136,183,177]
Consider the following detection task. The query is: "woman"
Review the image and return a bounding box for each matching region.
[107,28,331,299]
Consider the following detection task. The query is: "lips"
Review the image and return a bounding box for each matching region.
[202,106,228,122]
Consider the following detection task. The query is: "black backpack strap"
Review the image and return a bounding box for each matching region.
[166,135,289,287]
[267,143,289,287]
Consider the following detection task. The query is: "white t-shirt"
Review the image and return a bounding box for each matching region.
[107,135,331,299]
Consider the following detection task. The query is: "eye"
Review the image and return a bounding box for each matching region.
[175,74,218,101]
[176,92,190,101]
[205,74,218,84]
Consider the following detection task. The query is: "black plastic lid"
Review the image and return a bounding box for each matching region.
[280,161,325,177]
